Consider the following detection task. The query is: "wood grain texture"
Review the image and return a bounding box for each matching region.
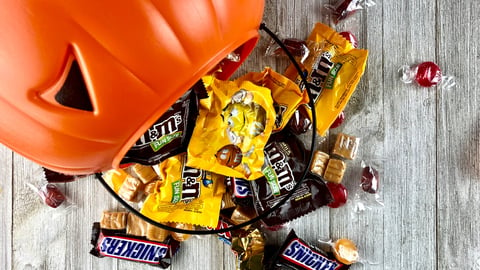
[436,1,480,269]
[0,145,12,270]
[2,0,480,269]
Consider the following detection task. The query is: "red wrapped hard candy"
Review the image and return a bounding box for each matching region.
[326,182,348,208]
[274,38,309,58]
[361,165,379,194]
[330,111,345,129]
[339,32,358,48]
[415,61,442,87]
[38,183,66,208]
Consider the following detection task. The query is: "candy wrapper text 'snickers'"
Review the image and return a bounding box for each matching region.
[187,75,275,180]
[140,153,225,228]
[284,22,368,136]
[90,222,180,268]
[266,229,350,270]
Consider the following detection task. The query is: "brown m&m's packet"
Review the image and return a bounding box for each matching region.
[140,153,225,228]
[238,67,309,132]
[250,132,333,227]
[284,22,368,135]
[187,76,275,180]
[121,83,201,165]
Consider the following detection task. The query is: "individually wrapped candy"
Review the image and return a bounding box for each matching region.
[349,160,384,214]
[265,36,310,63]
[238,67,309,132]
[90,222,180,268]
[231,228,265,270]
[284,23,368,136]
[187,75,275,180]
[140,153,225,228]
[399,61,456,89]
[325,0,376,24]
[266,229,351,270]
[250,132,333,227]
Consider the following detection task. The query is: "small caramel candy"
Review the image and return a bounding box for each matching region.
[169,223,193,242]
[310,151,330,176]
[126,213,148,237]
[100,211,127,230]
[332,133,360,160]
[118,175,142,202]
[333,238,359,265]
[146,222,170,242]
[144,180,162,195]
[131,164,159,184]
[323,158,346,184]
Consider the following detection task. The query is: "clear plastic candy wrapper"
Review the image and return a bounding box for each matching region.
[27,166,77,209]
[349,160,384,214]
[399,61,456,89]
[325,0,376,24]
[265,35,310,63]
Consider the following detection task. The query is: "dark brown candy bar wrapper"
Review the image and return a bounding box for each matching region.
[90,222,180,268]
[250,132,332,226]
[266,229,349,270]
[121,81,205,165]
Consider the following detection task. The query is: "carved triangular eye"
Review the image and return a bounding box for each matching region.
[55,60,94,112]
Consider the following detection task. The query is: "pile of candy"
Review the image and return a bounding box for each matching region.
[33,1,455,267]
[32,19,377,269]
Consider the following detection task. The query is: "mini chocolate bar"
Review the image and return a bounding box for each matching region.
[267,229,349,270]
[332,133,360,160]
[323,158,346,184]
[310,151,330,176]
[90,222,179,268]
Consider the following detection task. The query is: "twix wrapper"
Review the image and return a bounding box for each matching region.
[284,22,368,135]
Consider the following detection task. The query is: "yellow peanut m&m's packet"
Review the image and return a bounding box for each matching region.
[140,153,225,228]
[284,22,368,135]
[187,75,275,180]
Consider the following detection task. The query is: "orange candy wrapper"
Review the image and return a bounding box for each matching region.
[187,76,275,180]
[140,153,225,228]
[238,67,309,132]
[284,22,368,135]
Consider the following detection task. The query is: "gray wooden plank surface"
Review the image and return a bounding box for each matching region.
[437,1,480,269]
[2,0,480,269]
